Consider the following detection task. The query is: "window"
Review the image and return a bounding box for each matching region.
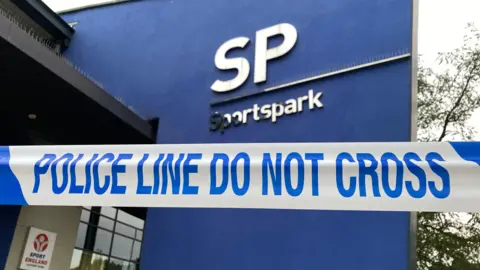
[71,207,144,270]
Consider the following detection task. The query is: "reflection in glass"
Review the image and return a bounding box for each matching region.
[73,207,145,269]
[135,230,143,241]
[117,210,144,229]
[115,222,136,238]
[101,207,117,219]
[70,249,82,269]
[112,234,134,260]
[70,249,109,270]
[109,258,131,270]
[93,229,112,255]
[99,217,115,230]
[131,241,141,261]
[82,211,115,230]
[75,223,87,249]
[80,210,91,223]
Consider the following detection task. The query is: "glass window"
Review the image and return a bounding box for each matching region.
[70,249,82,269]
[111,235,134,260]
[98,217,114,231]
[93,229,112,255]
[131,241,141,261]
[72,207,145,270]
[75,223,87,249]
[135,230,143,241]
[90,253,109,270]
[80,210,91,223]
[115,222,135,238]
[117,211,144,229]
[81,210,114,230]
[108,258,131,270]
[100,207,117,219]
[70,249,109,270]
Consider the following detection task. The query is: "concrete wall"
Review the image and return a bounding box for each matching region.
[5,206,81,270]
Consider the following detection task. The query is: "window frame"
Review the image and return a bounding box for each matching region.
[72,206,145,270]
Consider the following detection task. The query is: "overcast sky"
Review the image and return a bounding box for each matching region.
[42,0,112,12]
[43,0,480,139]
[419,0,480,139]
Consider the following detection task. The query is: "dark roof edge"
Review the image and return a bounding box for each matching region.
[12,0,74,44]
[0,13,156,142]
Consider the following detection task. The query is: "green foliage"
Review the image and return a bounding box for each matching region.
[417,213,480,269]
[417,23,480,142]
[417,24,480,270]
[71,253,139,270]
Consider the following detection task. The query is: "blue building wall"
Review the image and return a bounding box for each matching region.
[0,206,21,267]
[62,0,414,269]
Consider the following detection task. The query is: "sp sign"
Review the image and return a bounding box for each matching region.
[211,23,298,92]
[209,22,325,134]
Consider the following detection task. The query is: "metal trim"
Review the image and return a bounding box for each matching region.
[408,0,419,269]
[210,53,411,107]
[11,0,74,42]
[410,0,419,142]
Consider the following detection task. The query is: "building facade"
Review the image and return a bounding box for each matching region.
[0,0,417,269]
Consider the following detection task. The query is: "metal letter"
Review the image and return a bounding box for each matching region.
[211,37,250,93]
[254,23,297,83]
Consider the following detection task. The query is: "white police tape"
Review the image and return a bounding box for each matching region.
[0,142,479,212]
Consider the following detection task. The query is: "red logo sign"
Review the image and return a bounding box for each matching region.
[33,234,49,253]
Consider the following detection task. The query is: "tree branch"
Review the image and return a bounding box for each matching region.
[423,223,480,244]
[437,62,478,141]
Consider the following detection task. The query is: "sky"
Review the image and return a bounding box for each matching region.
[42,0,116,12]
[419,0,480,139]
[42,0,480,139]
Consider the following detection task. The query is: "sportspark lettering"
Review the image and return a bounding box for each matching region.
[210,89,323,133]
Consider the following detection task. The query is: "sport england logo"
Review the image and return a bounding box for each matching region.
[208,23,324,133]
[33,234,49,253]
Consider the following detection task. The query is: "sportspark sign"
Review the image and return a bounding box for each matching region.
[1,142,479,213]
[208,22,410,133]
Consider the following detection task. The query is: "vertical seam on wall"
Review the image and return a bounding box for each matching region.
[408,0,419,269]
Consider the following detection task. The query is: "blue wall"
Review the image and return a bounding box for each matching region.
[0,206,21,268]
[62,0,414,269]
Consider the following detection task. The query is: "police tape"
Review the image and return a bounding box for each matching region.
[0,142,479,212]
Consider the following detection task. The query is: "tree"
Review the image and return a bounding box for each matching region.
[417,23,480,270]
